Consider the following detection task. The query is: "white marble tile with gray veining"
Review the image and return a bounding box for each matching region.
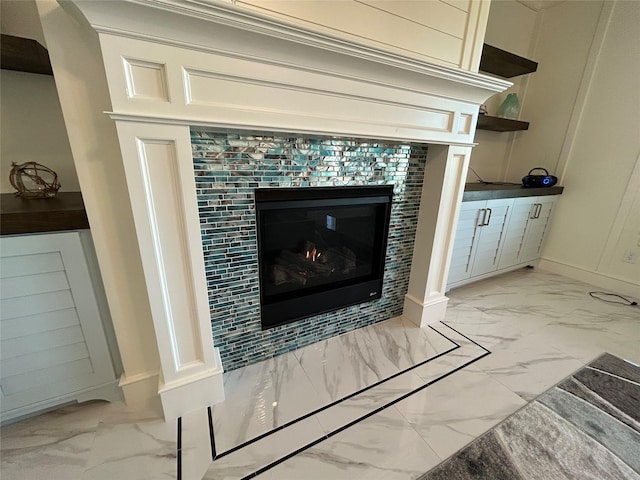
[474,334,585,401]
[262,406,441,480]
[369,316,457,371]
[211,349,322,453]
[3,268,638,480]
[0,401,112,480]
[81,403,177,480]
[394,366,527,461]
[181,408,214,480]
[293,316,446,404]
[204,414,326,480]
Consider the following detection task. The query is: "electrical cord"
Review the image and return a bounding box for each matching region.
[468,167,521,186]
[589,291,638,306]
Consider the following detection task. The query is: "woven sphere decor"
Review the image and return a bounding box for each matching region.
[9,162,61,198]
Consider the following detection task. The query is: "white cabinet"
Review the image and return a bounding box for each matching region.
[448,198,514,285]
[499,196,557,269]
[448,194,559,290]
[0,231,120,423]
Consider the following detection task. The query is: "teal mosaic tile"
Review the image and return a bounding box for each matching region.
[191,128,427,371]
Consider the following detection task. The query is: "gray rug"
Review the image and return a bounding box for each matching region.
[419,353,640,480]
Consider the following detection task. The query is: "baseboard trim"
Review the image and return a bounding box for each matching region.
[1,380,122,425]
[446,262,536,292]
[118,370,161,412]
[403,293,450,327]
[538,258,639,298]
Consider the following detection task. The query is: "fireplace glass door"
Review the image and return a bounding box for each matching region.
[256,186,393,329]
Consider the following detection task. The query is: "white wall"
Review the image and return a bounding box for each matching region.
[468,0,537,183]
[540,0,640,292]
[0,0,79,193]
[0,0,46,44]
[35,0,162,409]
[504,0,604,182]
[475,0,639,295]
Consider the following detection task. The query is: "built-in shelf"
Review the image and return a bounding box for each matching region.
[477,115,529,132]
[478,44,536,132]
[463,183,563,202]
[1,192,89,235]
[1,34,53,75]
[479,44,538,78]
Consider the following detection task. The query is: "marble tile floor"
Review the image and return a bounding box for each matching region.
[420,353,640,479]
[1,269,638,480]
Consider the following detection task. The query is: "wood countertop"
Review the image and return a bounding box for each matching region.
[462,183,564,202]
[1,192,89,235]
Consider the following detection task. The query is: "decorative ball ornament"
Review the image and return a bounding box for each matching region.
[9,162,61,198]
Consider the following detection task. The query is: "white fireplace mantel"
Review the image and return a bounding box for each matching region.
[56,0,509,419]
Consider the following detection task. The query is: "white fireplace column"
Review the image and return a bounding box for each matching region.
[403,144,472,327]
[113,121,225,419]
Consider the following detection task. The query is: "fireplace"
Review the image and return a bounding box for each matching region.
[256,186,393,329]
[193,130,428,370]
[53,0,509,418]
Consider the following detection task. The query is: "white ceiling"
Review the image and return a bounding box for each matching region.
[516,0,566,11]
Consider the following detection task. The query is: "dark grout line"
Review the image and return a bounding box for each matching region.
[438,322,492,353]
[236,348,490,480]
[208,406,217,459]
[177,416,182,480]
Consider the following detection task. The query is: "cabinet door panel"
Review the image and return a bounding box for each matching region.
[520,198,555,263]
[498,197,536,269]
[469,199,513,277]
[448,201,485,284]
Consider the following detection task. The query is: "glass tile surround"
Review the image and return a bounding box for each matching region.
[191,129,428,371]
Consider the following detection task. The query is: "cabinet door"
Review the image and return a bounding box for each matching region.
[520,196,556,263]
[0,232,117,419]
[498,197,537,269]
[469,198,514,277]
[448,200,485,285]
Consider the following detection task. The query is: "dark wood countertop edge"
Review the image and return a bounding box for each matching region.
[1,192,90,235]
[462,185,564,202]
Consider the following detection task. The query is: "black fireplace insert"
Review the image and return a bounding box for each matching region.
[255,185,393,329]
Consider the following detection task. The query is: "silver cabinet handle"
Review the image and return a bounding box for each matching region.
[530,203,542,219]
[478,208,487,227]
[484,207,492,225]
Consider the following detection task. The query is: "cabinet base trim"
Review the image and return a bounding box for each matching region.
[446,262,536,291]
[1,380,122,425]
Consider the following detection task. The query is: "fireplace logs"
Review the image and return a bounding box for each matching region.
[270,241,356,286]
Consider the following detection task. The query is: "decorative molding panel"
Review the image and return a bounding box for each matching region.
[98,31,501,145]
[458,114,474,135]
[123,57,169,102]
